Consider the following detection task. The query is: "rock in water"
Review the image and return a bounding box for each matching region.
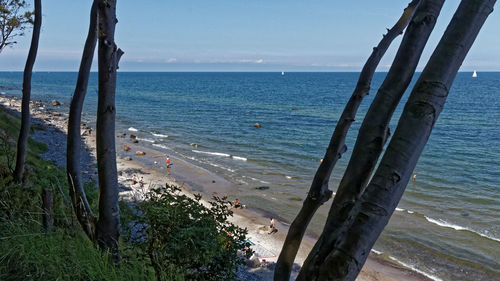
[135,151,146,156]
[253,123,262,128]
[51,100,61,106]
[256,186,270,190]
[122,144,131,152]
[130,134,137,139]
[52,112,61,117]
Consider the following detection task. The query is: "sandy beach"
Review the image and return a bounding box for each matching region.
[0,93,431,281]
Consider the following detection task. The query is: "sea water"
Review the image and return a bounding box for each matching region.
[0,72,498,280]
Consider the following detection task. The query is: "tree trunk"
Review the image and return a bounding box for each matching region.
[66,0,98,242]
[42,188,54,232]
[296,1,445,279]
[13,0,41,183]
[298,0,495,280]
[95,0,123,263]
[274,1,421,280]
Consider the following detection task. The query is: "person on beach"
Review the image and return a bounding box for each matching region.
[413,173,417,182]
[233,199,241,208]
[166,156,172,175]
[139,176,144,187]
[268,217,277,234]
[132,174,138,185]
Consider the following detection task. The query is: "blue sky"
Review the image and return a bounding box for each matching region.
[0,0,498,71]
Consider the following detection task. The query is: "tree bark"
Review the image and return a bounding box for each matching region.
[42,188,54,232]
[296,1,445,279]
[300,0,495,280]
[13,0,41,183]
[95,0,122,262]
[274,1,421,280]
[66,0,98,242]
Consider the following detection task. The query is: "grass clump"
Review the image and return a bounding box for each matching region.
[0,106,154,281]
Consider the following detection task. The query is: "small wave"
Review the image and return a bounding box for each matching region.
[151,132,168,138]
[137,137,155,143]
[206,162,235,173]
[128,127,138,132]
[231,155,247,161]
[387,255,443,281]
[286,175,292,179]
[152,143,170,150]
[395,207,415,214]
[192,149,230,157]
[424,216,500,242]
[371,249,382,255]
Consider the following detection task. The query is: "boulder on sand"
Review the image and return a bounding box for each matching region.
[122,144,131,152]
[135,151,146,156]
[52,112,61,117]
[52,100,61,106]
[245,256,261,268]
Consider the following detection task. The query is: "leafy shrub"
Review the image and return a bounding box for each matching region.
[131,184,253,281]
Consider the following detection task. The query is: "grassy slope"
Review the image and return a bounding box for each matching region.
[0,106,154,281]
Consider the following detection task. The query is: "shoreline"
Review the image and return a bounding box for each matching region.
[0,93,432,281]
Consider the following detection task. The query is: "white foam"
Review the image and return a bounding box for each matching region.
[388,255,443,281]
[128,127,138,132]
[206,162,235,173]
[231,155,247,161]
[285,175,292,179]
[152,132,168,138]
[137,137,155,143]
[371,249,383,255]
[396,207,415,214]
[152,143,170,150]
[192,149,230,157]
[424,216,500,242]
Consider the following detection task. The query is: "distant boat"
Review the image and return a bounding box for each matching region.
[281,71,285,76]
[472,70,477,78]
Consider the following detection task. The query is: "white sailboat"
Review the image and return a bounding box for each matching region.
[281,71,285,76]
[472,70,477,78]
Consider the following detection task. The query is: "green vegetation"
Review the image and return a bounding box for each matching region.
[0,106,154,280]
[0,105,251,280]
[130,185,253,281]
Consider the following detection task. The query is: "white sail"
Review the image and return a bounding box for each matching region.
[472,70,477,78]
[281,71,285,76]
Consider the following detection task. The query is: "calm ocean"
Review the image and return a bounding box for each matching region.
[0,72,498,280]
